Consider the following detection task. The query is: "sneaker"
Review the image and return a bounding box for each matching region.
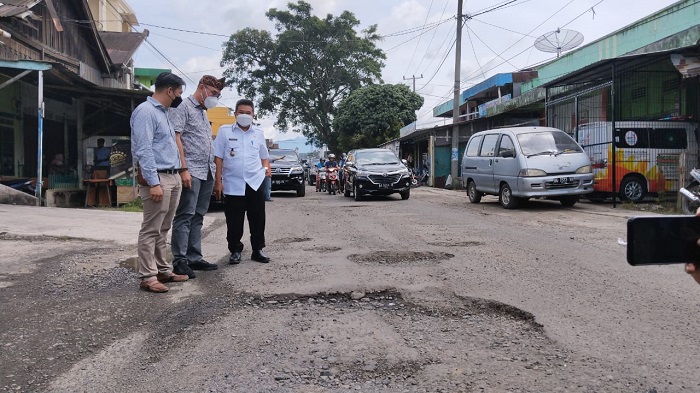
[173,262,196,279]
[189,260,218,271]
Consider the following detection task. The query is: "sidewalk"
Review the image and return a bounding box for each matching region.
[0,205,144,246]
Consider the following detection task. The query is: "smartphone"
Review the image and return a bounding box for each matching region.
[627,215,700,265]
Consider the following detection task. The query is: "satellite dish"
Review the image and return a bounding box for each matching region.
[534,28,584,57]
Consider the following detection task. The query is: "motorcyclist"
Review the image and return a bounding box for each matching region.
[324,154,340,194]
[324,154,339,169]
[315,157,326,192]
[338,153,347,192]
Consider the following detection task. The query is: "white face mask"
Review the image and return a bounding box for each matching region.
[204,96,218,109]
[236,114,254,128]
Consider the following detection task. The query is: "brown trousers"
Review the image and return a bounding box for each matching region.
[137,173,182,279]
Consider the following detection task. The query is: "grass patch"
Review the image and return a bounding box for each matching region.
[618,192,682,215]
[117,198,143,212]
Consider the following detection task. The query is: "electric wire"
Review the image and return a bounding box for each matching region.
[403,0,434,75]
[413,0,451,75]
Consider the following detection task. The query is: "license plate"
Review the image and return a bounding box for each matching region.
[272,180,284,185]
[553,177,574,184]
[378,183,390,188]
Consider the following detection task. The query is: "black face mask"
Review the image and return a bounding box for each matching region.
[171,96,183,108]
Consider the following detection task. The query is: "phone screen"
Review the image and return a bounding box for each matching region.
[627,215,700,265]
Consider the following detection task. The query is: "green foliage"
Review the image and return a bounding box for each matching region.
[117,197,143,212]
[334,84,424,152]
[221,1,385,150]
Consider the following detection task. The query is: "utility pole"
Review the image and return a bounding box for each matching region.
[450,0,463,188]
[403,74,424,92]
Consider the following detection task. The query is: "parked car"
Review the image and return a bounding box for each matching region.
[269,149,306,197]
[343,148,411,201]
[461,126,594,209]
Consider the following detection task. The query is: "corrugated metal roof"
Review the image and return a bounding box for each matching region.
[0,0,42,17]
[98,30,148,66]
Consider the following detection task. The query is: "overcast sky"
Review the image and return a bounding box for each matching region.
[126,0,681,141]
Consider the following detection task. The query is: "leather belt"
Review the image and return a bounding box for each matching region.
[156,169,178,174]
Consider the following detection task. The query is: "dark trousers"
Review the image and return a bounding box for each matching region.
[224,184,266,253]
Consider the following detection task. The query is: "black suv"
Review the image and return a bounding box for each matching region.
[269,149,306,197]
[343,148,411,201]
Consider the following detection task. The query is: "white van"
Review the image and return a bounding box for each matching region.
[461,126,594,209]
[577,121,698,202]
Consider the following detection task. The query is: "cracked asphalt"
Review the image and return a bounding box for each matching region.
[1,187,699,392]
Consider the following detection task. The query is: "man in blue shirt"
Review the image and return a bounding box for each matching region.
[130,72,189,293]
[315,157,325,192]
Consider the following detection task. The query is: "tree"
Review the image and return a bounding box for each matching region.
[220,1,385,150]
[334,84,424,152]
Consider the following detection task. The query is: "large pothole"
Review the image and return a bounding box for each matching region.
[274,237,312,244]
[347,250,454,264]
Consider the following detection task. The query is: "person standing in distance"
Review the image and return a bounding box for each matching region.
[169,75,225,278]
[130,72,189,293]
[94,138,111,172]
[213,99,271,264]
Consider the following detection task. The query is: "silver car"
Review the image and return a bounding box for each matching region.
[461,126,594,209]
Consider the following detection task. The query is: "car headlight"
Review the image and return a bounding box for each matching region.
[575,165,592,174]
[519,168,548,177]
[356,170,370,177]
[399,169,409,177]
[290,166,304,174]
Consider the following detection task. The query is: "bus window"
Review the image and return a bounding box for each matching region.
[615,127,688,149]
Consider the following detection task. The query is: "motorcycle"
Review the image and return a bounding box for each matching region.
[681,168,700,214]
[316,168,327,192]
[0,178,36,196]
[410,169,428,188]
[326,167,339,195]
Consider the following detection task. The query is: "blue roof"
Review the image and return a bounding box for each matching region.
[460,73,512,102]
[433,73,514,117]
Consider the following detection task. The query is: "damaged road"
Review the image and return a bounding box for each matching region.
[1,188,699,392]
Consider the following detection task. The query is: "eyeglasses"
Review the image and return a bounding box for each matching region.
[204,85,221,99]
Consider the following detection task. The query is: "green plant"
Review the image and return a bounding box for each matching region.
[118,198,143,212]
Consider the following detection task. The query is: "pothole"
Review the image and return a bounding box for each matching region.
[224,290,545,391]
[274,237,312,244]
[303,246,341,252]
[118,256,139,272]
[428,240,485,247]
[347,251,454,264]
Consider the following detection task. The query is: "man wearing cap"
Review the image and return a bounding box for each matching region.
[130,72,189,293]
[169,75,224,278]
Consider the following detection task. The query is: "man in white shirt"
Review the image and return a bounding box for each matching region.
[213,99,271,264]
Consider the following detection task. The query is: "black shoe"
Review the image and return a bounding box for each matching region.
[251,250,270,263]
[189,260,218,271]
[173,262,196,279]
[229,251,242,265]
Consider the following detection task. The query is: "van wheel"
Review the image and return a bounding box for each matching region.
[467,181,481,203]
[560,195,578,207]
[620,175,647,202]
[499,183,519,209]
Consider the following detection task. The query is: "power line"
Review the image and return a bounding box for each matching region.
[416,19,457,81]
[403,0,434,75]
[413,0,451,75]
[460,0,576,84]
